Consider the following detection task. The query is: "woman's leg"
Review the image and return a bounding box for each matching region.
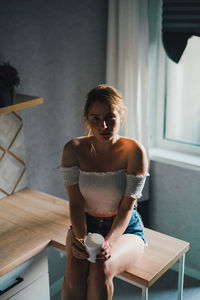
[87,234,144,300]
[62,228,89,300]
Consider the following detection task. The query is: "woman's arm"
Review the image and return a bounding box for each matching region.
[62,140,87,239]
[66,185,87,239]
[105,141,148,245]
[104,196,136,245]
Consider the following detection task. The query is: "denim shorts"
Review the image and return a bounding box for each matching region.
[85,207,146,244]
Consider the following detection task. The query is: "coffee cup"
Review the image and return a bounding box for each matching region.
[84,233,104,263]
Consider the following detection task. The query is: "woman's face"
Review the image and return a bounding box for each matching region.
[87,101,121,142]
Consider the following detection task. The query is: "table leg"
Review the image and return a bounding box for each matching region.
[142,286,148,300]
[178,254,185,300]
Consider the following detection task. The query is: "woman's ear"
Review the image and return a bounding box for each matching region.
[120,115,125,124]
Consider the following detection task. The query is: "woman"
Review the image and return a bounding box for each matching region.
[61,84,149,300]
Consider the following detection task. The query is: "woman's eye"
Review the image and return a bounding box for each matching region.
[92,116,99,122]
[107,115,115,120]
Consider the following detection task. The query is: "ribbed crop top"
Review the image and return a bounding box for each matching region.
[61,166,149,216]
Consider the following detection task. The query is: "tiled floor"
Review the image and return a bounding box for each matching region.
[51,269,200,300]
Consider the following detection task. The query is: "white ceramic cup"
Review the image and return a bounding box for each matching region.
[84,233,104,263]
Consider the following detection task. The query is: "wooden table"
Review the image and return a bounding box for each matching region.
[0,218,50,276]
[117,229,189,300]
[0,188,70,276]
[0,188,189,300]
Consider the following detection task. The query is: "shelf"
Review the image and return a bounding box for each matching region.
[0,94,43,114]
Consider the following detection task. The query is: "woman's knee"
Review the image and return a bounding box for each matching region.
[89,260,113,286]
[103,259,114,278]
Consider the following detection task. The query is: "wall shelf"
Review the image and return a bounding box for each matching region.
[0,94,43,114]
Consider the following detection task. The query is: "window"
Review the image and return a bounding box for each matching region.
[164,36,200,148]
[149,15,200,170]
[154,36,200,159]
[149,1,200,171]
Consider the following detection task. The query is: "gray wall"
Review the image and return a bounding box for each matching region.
[0,0,108,295]
[149,161,200,274]
[0,0,108,200]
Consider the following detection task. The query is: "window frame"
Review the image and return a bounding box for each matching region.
[149,31,200,171]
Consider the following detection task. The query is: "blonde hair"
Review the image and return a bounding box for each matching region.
[83,84,127,125]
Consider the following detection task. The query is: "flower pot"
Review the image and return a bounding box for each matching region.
[0,85,15,108]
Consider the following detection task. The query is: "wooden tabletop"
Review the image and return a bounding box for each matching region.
[0,218,50,276]
[0,188,189,286]
[0,188,70,276]
[119,228,189,287]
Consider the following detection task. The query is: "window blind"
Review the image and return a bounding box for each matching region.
[162,0,200,62]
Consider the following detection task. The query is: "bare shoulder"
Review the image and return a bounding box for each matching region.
[121,137,148,175]
[121,137,145,152]
[62,136,88,166]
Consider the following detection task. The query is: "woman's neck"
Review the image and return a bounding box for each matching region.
[90,135,120,155]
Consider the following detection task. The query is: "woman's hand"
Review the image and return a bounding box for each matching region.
[72,238,88,260]
[96,241,112,262]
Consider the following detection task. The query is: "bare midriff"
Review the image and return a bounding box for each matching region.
[84,209,117,218]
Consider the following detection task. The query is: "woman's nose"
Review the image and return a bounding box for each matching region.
[101,120,108,128]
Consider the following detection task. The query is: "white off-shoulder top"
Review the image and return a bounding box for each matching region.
[60,166,149,216]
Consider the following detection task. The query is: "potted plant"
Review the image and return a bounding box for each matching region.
[0,62,20,108]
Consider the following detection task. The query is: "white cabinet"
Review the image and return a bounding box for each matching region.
[8,273,49,300]
[0,250,50,300]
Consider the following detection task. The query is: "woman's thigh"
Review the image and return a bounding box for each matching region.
[104,234,145,277]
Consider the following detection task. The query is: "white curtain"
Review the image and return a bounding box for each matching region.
[106,0,149,152]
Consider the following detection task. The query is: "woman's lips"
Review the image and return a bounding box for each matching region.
[99,132,112,138]
[99,132,111,135]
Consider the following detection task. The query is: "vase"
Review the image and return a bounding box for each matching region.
[0,85,15,108]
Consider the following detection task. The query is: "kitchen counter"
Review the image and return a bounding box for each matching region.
[0,188,70,276]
